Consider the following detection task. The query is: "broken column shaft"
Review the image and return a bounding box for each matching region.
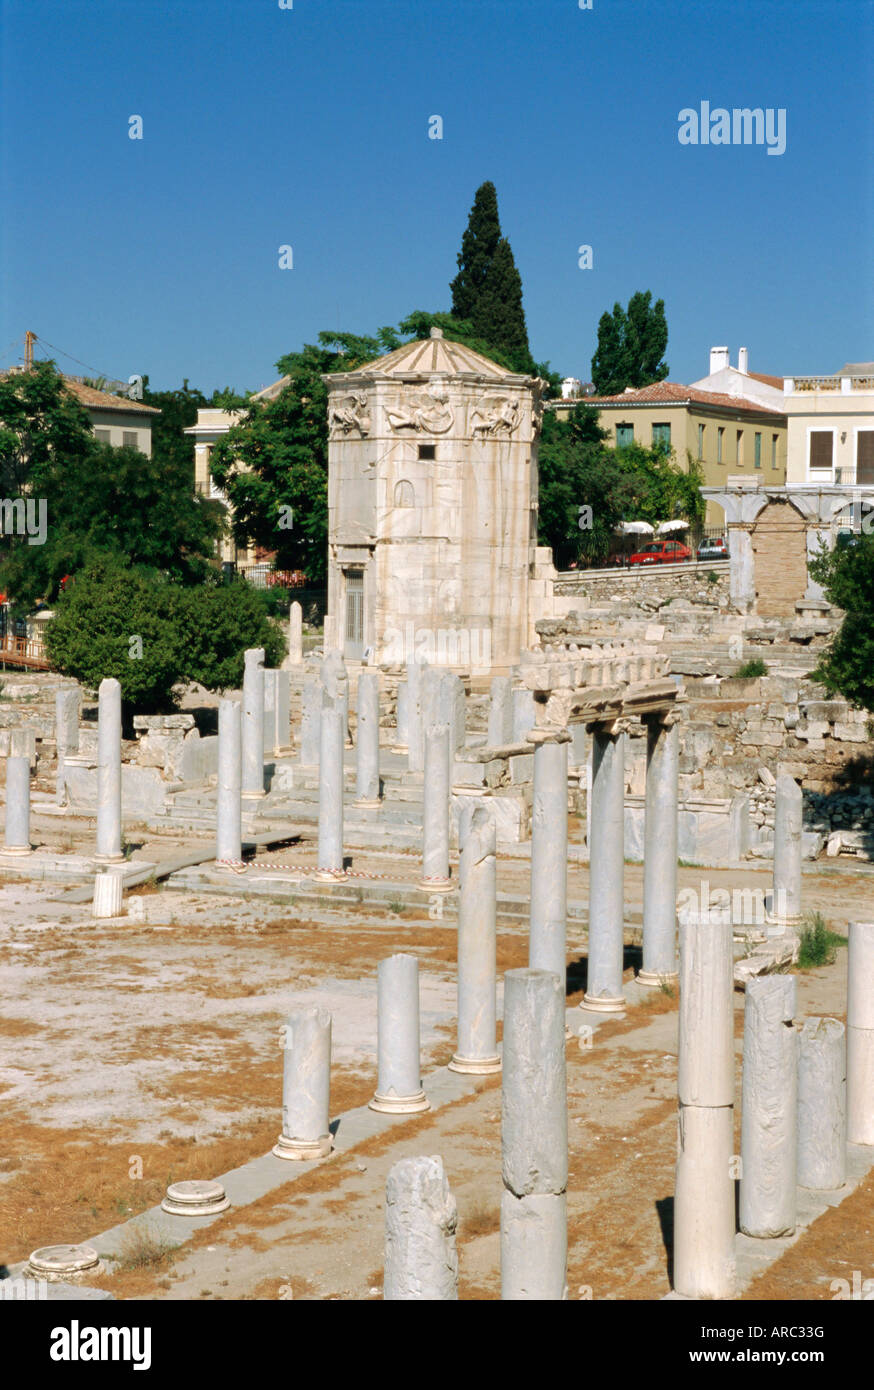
[739,974,797,1237]
[316,703,345,879]
[847,920,874,1145]
[673,911,736,1298]
[450,803,500,1074]
[5,754,31,853]
[501,968,568,1300]
[96,677,123,861]
[419,722,451,890]
[383,1155,458,1300]
[216,698,242,863]
[354,670,381,807]
[241,648,265,798]
[797,1017,846,1189]
[370,953,430,1114]
[273,1006,333,1160]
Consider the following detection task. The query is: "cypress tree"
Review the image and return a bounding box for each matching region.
[450,182,501,320]
[591,291,668,395]
[450,183,532,371]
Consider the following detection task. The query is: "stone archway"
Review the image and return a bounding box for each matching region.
[750,500,808,616]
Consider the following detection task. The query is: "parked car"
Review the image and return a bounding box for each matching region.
[696,536,728,562]
[628,539,692,566]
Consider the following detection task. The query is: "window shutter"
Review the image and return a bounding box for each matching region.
[809,432,833,470]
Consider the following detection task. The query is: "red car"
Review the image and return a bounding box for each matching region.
[628,539,692,566]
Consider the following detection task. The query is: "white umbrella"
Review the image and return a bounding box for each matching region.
[657,518,689,534]
[616,520,654,535]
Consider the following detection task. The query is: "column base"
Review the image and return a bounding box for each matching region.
[582,992,626,1013]
[242,790,267,800]
[161,1180,230,1217]
[3,844,32,855]
[353,798,382,809]
[94,852,125,864]
[637,969,679,989]
[392,744,408,755]
[369,1090,430,1114]
[448,1053,501,1075]
[418,876,453,893]
[765,913,803,931]
[272,1133,333,1161]
[314,868,347,882]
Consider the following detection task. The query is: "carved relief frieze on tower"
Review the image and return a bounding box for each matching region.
[469,394,522,439]
[329,390,371,437]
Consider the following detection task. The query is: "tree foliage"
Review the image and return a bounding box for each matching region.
[45,557,284,711]
[537,404,703,568]
[449,181,535,374]
[809,535,874,713]
[591,290,669,395]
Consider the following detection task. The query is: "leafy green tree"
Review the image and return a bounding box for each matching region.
[45,557,285,711]
[43,557,188,711]
[0,358,95,497]
[1,439,223,612]
[537,405,703,568]
[180,578,285,691]
[591,291,669,395]
[809,534,874,713]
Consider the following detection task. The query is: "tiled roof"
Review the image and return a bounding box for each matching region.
[331,333,522,382]
[63,378,160,414]
[553,381,785,417]
[747,371,784,390]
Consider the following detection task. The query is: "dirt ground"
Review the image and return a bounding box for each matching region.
[0,809,871,1299]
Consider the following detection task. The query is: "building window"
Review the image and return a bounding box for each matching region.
[809,430,834,473]
[652,423,671,449]
[857,430,874,485]
[771,434,779,469]
[616,423,634,448]
[418,444,436,460]
[393,480,414,507]
[754,433,762,468]
[95,428,111,444]
[697,423,705,460]
[735,430,743,465]
[717,427,724,463]
[122,431,139,450]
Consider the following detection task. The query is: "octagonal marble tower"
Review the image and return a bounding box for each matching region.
[323,329,544,675]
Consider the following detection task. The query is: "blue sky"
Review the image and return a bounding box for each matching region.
[1,0,871,393]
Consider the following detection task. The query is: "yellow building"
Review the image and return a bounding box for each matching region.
[549,381,787,524]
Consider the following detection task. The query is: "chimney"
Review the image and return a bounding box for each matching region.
[709,346,730,374]
[738,347,749,374]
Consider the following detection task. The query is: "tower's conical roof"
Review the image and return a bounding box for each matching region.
[327,328,529,383]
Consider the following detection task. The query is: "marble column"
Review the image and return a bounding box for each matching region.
[847,920,874,1145]
[241,647,265,799]
[407,657,427,774]
[583,721,626,1012]
[769,773,802,929]
[4,754,31,853]
[316,704,345,880]
[488,676,514,747]
[370,953,430,1113]
[394,681,409,753]
[512,688,536,743]
[528,730,569,986]
[216,698,242,863]
[639,715,680,987]
[263,668,291,756]
[450,803,500,1074]
[384,1156,458,1301]
[284,600,303,667]
[322,649,350,746]
[501,969,568,1300]
[273,1006,333,1160]
[797,1017,846,1190]
[92,868,124,919]
[740,975,798,1237]
[55,687,79,803]
[96,677,123,862]
[673,911,736,1299]
[419,723,452,891]
[300,673,322,766]
[354,671,381,807]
